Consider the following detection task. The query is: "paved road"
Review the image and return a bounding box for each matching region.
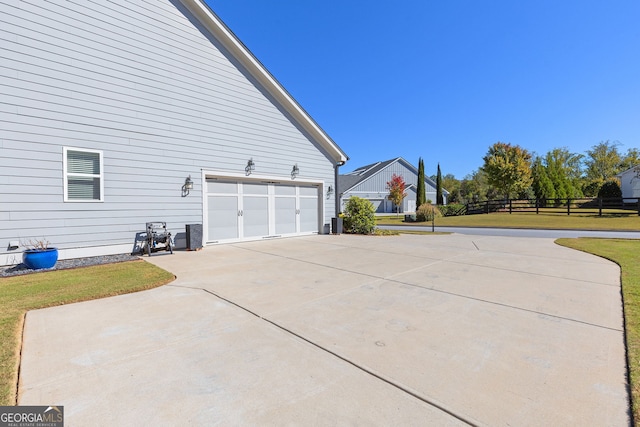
[19,234,629,426]
[380,225,640,239]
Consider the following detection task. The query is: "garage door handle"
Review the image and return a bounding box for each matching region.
[238,210,243,216]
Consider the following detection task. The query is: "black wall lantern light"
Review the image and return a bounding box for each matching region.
[182,175,194,197]
[291,164,299,179]
[326,185,334,199]
[245,158,255,175]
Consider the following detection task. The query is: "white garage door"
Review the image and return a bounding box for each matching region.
[207,179,320,243]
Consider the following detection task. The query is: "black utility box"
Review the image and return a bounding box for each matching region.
[186,224,203,251]
[331,217,343,235]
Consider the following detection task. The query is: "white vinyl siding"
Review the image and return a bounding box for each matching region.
[0,0,340,263]
[63,147,104,202]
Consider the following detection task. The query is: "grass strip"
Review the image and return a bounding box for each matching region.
[0,260,174,406]
[377,212,640,231]
[556,238,640,424]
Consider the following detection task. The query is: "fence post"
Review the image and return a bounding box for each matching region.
[567,198,571,215]
[637,198,640,216]
[509,199,512,214]
[485,200,489,214]
[599,197,602,217]
[536,199,539,214]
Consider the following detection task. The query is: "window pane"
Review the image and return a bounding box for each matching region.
[68,177,100,200]
[207,181,237,194]
[299,186,318,197]
[68,150,100,174]
[274,184,296,195]
[242,183,268,195]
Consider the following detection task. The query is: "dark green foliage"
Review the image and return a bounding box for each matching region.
[436,163,443,205]
[531,157,555,200]
[416,158,426,208]
[438,203,466,216]
[598,180,622,198]
[343,196,376,234]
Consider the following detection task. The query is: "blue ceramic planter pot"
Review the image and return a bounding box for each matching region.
[23,248,59,270]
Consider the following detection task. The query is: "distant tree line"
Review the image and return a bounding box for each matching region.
[436,140,640,204]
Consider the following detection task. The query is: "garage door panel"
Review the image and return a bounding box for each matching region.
[208,181,237,193]
[300,197,318,233]
[243,196,269,237]
[207,179,321,242]
[275,197,296,234]
[208,195,239,241]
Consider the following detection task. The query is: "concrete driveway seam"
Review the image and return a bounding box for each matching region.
[190,283,482,427]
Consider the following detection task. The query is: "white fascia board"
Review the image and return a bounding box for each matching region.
[202,169,324,185]
[180,0,348,165]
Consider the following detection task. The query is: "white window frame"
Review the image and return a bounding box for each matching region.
[63,146,104,202]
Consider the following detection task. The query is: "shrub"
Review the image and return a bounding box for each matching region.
[598,180,622,199]
[343,196,376,234]
[438,203,466,216]
[416,203,442,222]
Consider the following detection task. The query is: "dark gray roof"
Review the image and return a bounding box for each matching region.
[338,157,449,195]
[338,158,400,193]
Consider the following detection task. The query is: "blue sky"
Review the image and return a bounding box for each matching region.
[209,1,640,178]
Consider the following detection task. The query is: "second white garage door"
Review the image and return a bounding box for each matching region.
[206,179,319,243]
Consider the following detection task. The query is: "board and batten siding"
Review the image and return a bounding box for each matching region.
[0,0,339,265]
[341,160,439,212]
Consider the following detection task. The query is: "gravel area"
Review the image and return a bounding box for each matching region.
[0,253,140,277]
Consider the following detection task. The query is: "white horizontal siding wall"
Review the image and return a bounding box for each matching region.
[0,0,337,264]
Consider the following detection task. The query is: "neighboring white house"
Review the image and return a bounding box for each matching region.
[616,166,640,199]
[0,0,348,266]
[338,157,447,213]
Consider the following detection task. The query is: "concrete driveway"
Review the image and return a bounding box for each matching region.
[19,234,629,426]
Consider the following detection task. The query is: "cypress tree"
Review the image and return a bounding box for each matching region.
[436,163,443,205]
[416,158,426,208]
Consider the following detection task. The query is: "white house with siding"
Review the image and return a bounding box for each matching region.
[338,157,447,214]
[0,0,348,266]
[616,166,640,199]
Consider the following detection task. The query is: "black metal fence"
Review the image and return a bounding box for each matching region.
[464,197,640,216]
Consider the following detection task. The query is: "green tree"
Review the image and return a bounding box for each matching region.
[531,157,555,202]
[620,148,640,172]
[441,173,461,203]
[544,148,583,199]
[584,141,622,182]
[582,141,623,196]
[343,196,376,234]
[459,169,496,203]
[436,163,443,205]
[386,174,407,217]
[597,179,622,198]
[416,158,426,208]
[481,142,532,199]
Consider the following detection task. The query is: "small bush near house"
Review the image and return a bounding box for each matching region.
[598,179,622,199]
[343,196,376,234]
[416,203,442,222]
[438,203,466,216]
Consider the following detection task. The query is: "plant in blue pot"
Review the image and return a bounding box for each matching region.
[22,238,59,270]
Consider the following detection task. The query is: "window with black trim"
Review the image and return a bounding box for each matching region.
[63,147,104,202]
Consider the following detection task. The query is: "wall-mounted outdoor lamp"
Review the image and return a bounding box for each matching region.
[182,175,194,197]
[245,158,255,175]
[326,185,334,199]
[291,164,299,179]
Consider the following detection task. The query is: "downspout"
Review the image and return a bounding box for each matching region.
[334,160,345,217]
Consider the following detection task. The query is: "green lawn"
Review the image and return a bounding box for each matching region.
[556,238,640,424]
[377,212,640,231]
[0,260,174,406]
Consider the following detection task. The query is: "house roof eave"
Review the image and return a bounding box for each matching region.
[179,0,349,165]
